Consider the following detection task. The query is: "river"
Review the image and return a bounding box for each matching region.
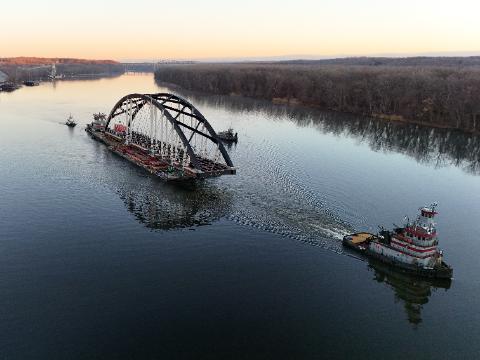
[1,74,479,359]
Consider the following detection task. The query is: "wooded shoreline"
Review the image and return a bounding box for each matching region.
[0,57,124,83]
[155,63,480,133]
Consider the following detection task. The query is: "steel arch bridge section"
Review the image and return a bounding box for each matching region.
[105,92,235,178]
[150,93,233,167]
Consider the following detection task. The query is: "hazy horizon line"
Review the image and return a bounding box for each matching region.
[3,50,480,64]
[121,50,480,63]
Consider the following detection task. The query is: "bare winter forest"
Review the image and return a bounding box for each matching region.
[155,61,480,132]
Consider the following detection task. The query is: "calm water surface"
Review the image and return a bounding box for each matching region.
[1,74,480,359]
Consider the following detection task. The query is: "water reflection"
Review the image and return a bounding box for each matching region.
[170,88,480,175]
[115,180,233,230]
[368,259,451,327]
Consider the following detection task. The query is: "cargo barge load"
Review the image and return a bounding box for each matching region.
[85,92,236,181]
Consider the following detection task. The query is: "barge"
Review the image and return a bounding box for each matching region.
[86,109,236,181]
[343,204,453,279]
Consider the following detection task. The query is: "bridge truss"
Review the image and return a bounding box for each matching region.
[102,93,235,180]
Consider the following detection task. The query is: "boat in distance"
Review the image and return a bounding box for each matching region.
[23,80,39,86]
[65,114,77,127]
[0,82,21,92]
[217,128,238,142]
[343,204,453,279]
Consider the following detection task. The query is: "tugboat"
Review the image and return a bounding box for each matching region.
[343,203,453,279]
[217,128,238,143]
[86,113,107,132]
[65,114,77,127]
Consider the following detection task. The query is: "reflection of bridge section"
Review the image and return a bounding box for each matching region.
[118,182,233,230]
[88,93,235,181]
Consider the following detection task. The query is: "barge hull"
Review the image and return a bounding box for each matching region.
[365,248,453,279]
[86,127,235,181]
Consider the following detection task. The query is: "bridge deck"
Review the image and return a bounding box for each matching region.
[87,128,235,180]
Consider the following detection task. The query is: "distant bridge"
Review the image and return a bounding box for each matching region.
[122,62,196,73]
[101,93,235,179]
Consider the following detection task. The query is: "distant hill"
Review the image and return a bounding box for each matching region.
[272,56,480,67]
[0,57,119,65]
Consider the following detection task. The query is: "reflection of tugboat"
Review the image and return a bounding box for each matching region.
[86,113,107,132]
[343,203,453,279]
[65,114,77,127]
[368,258,451,326]
[217,128,238,142]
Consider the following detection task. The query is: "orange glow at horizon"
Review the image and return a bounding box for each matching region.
[1,0,479,60]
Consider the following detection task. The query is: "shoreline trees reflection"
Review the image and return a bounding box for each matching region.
[166,87,480,175]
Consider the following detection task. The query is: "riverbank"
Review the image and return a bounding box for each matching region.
[0,57,124,84]
[154,63,480,134]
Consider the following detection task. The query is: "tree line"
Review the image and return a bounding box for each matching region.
[275,56,480,67]
[155,63,480,132]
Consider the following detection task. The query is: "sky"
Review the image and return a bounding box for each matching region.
[1,0,480,61]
